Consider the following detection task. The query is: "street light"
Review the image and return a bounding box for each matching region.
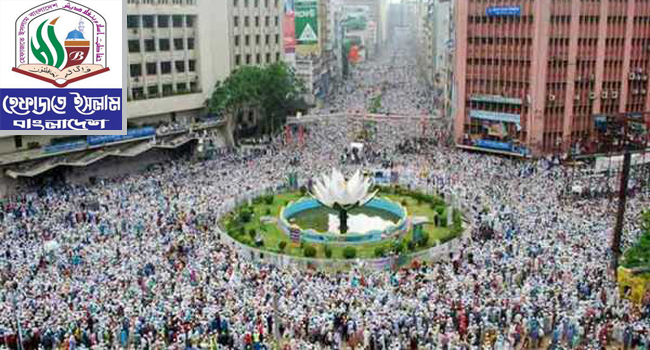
[5,281,23,350]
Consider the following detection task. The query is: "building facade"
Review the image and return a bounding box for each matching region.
[228,0,286,70]
[454,0,650,156]
[126,0,231,126]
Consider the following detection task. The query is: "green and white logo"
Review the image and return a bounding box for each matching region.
[295,0,318,45]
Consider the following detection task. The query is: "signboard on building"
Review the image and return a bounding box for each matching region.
[295,0,319,56]
[486,6,520,17]
[283,0,296,54]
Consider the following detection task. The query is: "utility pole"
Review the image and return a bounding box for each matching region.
[588,112,649,277]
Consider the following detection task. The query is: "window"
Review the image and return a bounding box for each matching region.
[186,15,195,28]
[275,16,279,26]
[127,15,139,29]
[256,53,261,64]
[265,34,269,45]
[244,16,249,27]
[158,15,169,28]
[265,16,270,27]
[275,34,279,44]
[235,54,241,66]
[130,63,142,77]
[177,83,187,91]
[189,60,196,72]
[254,0,258,6]
[190,82,198,92]
[187,38,195,50]
[266,53,271,63]
[132,87,145,100]
[234,35,240,46]
[245,35,250,46]
[233,0,238,6]
[174,38,184,50]
[172,15,183,27]
[255,16,259,27]
[246,54,251,64]
[234,16,239,27]
[264,0,268,7]
[128,40,140,53]
[244,0,248,6]
[276,52,280,61]
[175,60,185,72]
[143,15,154,28]
[274,0,278,7]
[163,84,173,96]
[161,61,172,74]
[255,35,260,45]
[144,39,155,52]
[159,38,170,51]
[14,136,22,149]
[146,62,157,75]
[147,85,159,97]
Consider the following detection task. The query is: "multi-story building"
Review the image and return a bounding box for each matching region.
[127,0,230,126]
[454,0,650,156]
[228,0,285,70]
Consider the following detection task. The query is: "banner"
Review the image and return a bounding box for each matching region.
[295,0,319,56]
[283,0,296,54]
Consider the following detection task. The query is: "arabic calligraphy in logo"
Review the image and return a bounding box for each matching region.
[13,0,108,88]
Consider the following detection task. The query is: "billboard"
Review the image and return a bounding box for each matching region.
[283,0,296,54]
[295,0,319,56]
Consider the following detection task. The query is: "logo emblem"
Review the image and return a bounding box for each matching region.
[13,0,108,88]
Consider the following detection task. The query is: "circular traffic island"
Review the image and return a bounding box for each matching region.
[220,184,464,262]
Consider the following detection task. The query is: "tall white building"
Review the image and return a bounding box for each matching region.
[126,0,231,126]
[228,0,285,70]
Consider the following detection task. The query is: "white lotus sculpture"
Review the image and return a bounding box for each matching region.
[311,168,378,234]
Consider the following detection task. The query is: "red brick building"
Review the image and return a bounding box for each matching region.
[454,0,650,156]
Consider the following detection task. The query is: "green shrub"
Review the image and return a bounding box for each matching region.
[239,236,251,245]
[278,241,287,252]
[265,208,271,215]
[323,245,333,258]
[419,231,430,247]
[374,246,386,258]
[303,245,317,258]
[401,199,408,206]
[248,229,256,239]
[407,240,417,251]
[391,241,405,254]
[263,195,274,205]
[343,246,357,259]
[240,209,252,223]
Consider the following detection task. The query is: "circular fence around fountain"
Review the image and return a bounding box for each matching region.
[278,197,409,245]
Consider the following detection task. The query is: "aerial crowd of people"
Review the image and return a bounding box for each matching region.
[0,27,649,350]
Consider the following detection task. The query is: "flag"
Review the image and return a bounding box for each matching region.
[289,227,301,243]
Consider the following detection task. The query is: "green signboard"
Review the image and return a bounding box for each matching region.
[295,0,319,46]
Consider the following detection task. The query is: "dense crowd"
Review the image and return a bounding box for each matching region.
[0,24,649,350]
[317,31,435,117]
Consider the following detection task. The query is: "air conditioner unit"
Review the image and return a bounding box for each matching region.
[642,89,647,94]
[633,89,640,95]
[589,92,597,99]
[574,94,581,101]
[611,91,619,99]
[601,91,608,99]
[590,74,595,81]
[629,73,637,80]
[643,75,648,81]
[549,94,556,101]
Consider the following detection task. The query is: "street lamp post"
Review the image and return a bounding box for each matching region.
[6,281,24,350]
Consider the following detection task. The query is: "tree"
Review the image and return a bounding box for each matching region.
[208,63,304,143]
[207,66,265,145]
[258,62,304,135]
